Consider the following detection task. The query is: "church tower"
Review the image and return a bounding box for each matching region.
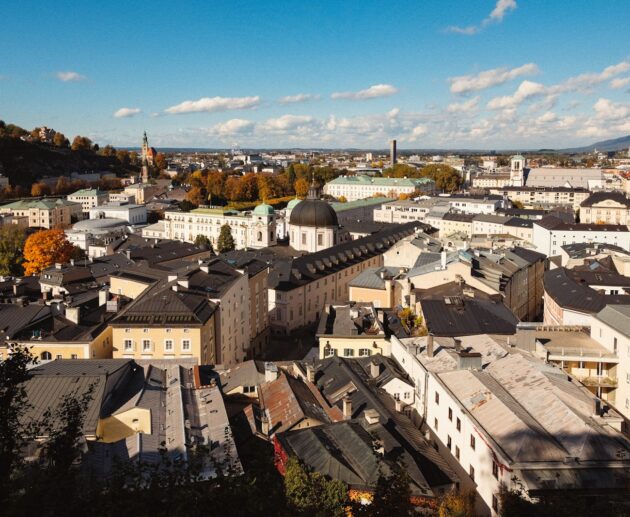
[141,157,149,184]
[141,131,149,163]
[510,154,526,187]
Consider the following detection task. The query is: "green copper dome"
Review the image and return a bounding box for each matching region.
[253,203,274,216]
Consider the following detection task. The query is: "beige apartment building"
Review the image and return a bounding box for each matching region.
[111,282,218,365]
[489,186,590,210]
[0,198,81,228]
[580,191,630,225]
[110,259,252,368]
[316,302,389,358]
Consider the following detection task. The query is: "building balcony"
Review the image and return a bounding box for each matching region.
[577,375,618,388]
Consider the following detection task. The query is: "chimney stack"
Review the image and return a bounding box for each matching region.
[454,338,462,353]
[370,360,380,378]
[427,334,435,358]
[98,287,109,306]
[593,398,602,417]
[306,363,316,383]
[265,362,279,383]
[65,306,80,325]
[261,414,269,435]
[342,396,353,419]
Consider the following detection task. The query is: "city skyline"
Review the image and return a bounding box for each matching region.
[1,0,629,149]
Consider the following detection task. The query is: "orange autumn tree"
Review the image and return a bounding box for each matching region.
[23,229,75,276]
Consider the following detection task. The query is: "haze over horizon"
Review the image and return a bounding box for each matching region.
[2,0,629,149]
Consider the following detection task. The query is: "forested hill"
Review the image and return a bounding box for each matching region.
[0,122,138,188]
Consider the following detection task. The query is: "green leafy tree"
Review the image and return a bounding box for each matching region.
[0,345,36,490]
[437,489,476,517]
[419,164,462,192]
[0,227,26,276]
[284,457,348,517]
[194,234,213,251]
[360,467,415,517]
[383,164,418,178]
[217,224,235,253]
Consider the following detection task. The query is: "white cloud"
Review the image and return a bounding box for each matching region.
[611,77,630,90]
[447,25,480,35]
[279,93,320,104]
[331,84,398,100]
[260,114,316,131]
[212,118,255,136]
[550,61,630,94]
[449,63,538,94]
[487,80,546,109]
[489,0,517,22]
[447,0,516,35]
[165,95,260,114]
[447,96,480,113]
[113,107,141,118]
[56,71,86,82]
[406,125,428,142]
[387,107,400,119]
[536,111,557,124]
[592,98,630,121]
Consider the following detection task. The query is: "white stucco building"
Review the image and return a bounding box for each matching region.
[89,202,147,225]
[391,334,630,515]
[160,203,277,250]
[532,216,630,256]
[323,175,436,201]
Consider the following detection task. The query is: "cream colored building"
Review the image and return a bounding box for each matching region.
[111,284,218,365]
[489,186,590,210]
[348,267,400,309]
[123,183,162,204]
[591,305,630,427]
[317,302,389,359]
[0,198,81,228]
[471,173,511,189]
[110,259,252,368]
[580,191,630,225]
[424,213,474,238]
[323,175,435,201]
[8,321,113,361]
[67,188,108,216]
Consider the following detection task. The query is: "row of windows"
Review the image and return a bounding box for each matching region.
[125,328,189,334]
[123,339,191,352]
[324,347,372,358]
[40,351,78,360]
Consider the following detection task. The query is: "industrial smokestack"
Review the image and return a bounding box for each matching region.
[390,139,397,166]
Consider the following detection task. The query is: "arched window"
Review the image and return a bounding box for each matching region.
[257,231,262,241]
[41,351,52,361]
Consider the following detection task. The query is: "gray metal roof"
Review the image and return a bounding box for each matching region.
[348,267,398,290]
[595,304,630,336]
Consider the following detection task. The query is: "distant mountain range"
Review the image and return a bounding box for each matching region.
[559,135,630,154]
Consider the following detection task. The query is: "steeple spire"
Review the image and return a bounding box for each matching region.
[307,173,319,200]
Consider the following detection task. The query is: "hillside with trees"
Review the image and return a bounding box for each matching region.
[0,121,138,189]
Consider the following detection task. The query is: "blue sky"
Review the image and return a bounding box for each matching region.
[1,0,629,149]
